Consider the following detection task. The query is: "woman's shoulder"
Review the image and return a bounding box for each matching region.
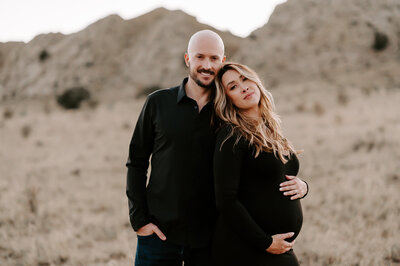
[216,123,232,136]
[216,123,236,140]
[216,124,247,149]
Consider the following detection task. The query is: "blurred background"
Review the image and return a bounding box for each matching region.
[0,0,399,265]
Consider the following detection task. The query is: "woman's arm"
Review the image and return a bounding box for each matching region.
[213,126,273,251]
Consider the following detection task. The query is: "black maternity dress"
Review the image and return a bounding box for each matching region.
[212,126,303,266]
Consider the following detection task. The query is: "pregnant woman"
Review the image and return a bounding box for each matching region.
[212,63,306,266]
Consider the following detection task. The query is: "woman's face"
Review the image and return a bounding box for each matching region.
[221,69,261,114]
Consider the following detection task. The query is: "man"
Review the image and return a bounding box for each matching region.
[126,30,308,266]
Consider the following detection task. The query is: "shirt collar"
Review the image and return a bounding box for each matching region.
[176,77,214,107]
[177,77,189,103]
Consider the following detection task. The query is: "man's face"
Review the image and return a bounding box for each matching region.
[185,38,225,89]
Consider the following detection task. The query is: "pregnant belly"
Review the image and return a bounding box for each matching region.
[242,196,303,242]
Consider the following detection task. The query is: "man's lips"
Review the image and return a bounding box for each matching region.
[198,70,215,76]
[244,92,254,100]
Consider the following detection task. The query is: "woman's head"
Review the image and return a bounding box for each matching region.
[218,64,261,115]
[215,63,276,122]
[214,62,297,162]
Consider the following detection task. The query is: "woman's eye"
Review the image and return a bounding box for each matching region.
[230,85,236,90]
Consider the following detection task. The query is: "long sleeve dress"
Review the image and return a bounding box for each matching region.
[212,125,303,266]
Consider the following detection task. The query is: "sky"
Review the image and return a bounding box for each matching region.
[0,0,287,43]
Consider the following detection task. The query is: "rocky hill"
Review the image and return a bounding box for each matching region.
[0,8,242,100]
[235,0,400,89]
[1,0,400,101]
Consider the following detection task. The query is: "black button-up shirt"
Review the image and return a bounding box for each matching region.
[126,78,217,248]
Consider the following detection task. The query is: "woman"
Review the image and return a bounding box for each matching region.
[212,63,305,266]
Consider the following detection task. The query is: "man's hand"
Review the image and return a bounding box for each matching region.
[280,175,308,200]
[137,223,166,240]
[266,232,295,254]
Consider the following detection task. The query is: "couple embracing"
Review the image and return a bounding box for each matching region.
[126,30,308,266]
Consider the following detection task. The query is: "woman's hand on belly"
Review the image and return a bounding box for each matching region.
[279,175,308,200]
[266,232,295,254]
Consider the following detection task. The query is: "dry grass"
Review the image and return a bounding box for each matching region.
[0,83,399,265]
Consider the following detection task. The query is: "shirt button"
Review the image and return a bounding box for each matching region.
[194,106,198,109]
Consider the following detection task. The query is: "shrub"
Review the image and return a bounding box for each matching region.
[136,85,162,98]
[39,49,50,62]
[56,87,91,109]
[3,107,13,119]
[21,125,32,138]
[372,32,389,51]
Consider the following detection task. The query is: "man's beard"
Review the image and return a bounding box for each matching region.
[189,66,216,90]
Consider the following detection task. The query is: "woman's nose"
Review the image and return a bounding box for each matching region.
[242,86,248,92]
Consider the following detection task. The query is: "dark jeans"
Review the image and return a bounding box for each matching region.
[135,234,212,266]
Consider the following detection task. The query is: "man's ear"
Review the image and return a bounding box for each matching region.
[222,55,226,63]
[184,53,190,67]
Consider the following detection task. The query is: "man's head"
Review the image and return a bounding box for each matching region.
[184,30,226,89]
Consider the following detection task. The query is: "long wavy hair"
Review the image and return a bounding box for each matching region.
[214,62,298,163]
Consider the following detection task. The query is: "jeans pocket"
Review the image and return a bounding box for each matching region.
[137,233,155,240]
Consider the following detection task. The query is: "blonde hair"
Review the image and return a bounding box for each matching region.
[214,62,298,163]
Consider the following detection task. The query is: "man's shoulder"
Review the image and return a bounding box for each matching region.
[147,85,179,101]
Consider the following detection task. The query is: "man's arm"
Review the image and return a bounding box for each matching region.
[126,96,154,231]
[279,175,309,200]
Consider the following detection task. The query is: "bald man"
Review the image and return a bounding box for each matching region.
[126,30,226,266]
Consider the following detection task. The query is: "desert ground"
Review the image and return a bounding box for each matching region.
[1,80,399,265]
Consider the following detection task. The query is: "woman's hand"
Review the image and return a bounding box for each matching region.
[137,223,167,240]
[280,175,308,200]
[266,232,295,254]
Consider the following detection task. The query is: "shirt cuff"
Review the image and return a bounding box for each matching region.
[131,216,150,232]
[300,180,309,199]
[263,235,274,250]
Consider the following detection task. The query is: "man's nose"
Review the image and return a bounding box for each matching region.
[202,59,211,69]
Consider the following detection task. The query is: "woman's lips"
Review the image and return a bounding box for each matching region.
[244,92,254,100]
